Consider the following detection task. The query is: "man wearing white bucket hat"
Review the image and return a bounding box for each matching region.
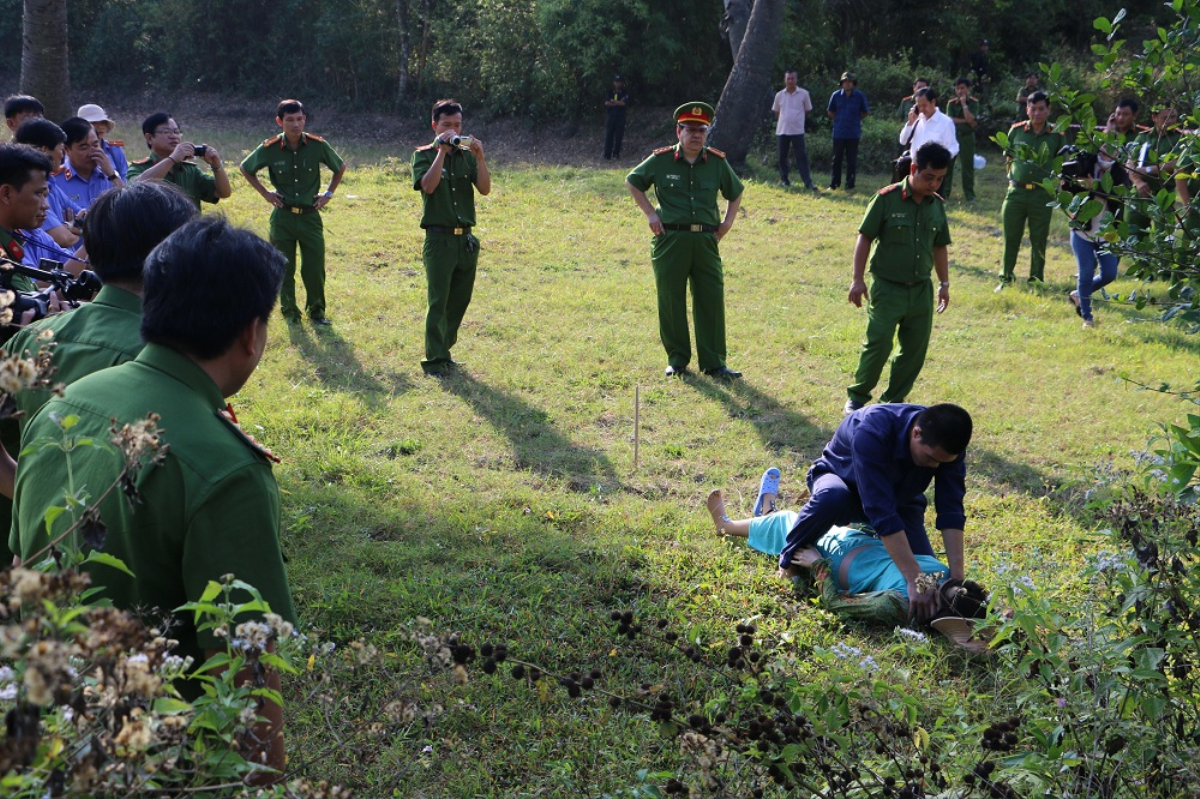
[77,104,128,181]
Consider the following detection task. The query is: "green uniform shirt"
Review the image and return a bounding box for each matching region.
[411,142,480,228]
[128,154,219,208]
[946,96,980,144]
[12,343,296,673]
[858,177,951,282]
[0,229,39,293]
[896,96,916,121]
[240,132,345,206]
[1006,121,1065,185]
[626,145,744,227]
[1131,128,1182,194]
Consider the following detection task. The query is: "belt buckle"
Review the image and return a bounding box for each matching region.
[453,227,464,235]
[689,224,702,232]
[290,206,303,215]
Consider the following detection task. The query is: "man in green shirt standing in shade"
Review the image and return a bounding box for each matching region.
[411,99,491,375]
[1127,104,1181,236]
[241,100,347,327]
[626,102,744,381]
[845,142,952,416]
[127,112,231,209]
[945,77,980,202]
[997,91,1064,290]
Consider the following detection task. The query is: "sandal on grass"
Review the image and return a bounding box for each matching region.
[753,467,781,517]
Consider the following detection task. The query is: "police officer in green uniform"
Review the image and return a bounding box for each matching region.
[0,182,198,565]
[998,91,1064,290]
[1127,104,1181,236]
[241,99,347,326]
[945,78,980,202]
[12,216,295,771]
[127,112,231,209]
[411,99,491,375]
[626,102,744,380]
[845,142,952,415]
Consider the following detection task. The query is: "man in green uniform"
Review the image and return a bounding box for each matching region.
[626,102,745,380]
[241,100,346,326]
[0,181,197,565]
[897,77,929,121]
[411,99,491,375]
[12,215,295,773]
[1127,104,1180,236]
[127,112,231,208]
[998,91,1064,290]
[945,78,980,202]
[845,142,952,415]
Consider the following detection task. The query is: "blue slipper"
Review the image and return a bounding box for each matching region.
[753,467,781,517]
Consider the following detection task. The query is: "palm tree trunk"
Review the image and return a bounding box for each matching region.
[21,0,71,121]
[710,0,783,167]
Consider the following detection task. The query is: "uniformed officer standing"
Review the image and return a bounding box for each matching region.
[845,142,952,415]
[411,99,491,375]
[998,91,1064,290]
[127,112,231,209]
[945,78,980,202]
[241,99,347,326]
[626,102,744,380]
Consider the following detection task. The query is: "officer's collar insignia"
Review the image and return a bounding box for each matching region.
[217,403,281,463]
[1,234,24,262]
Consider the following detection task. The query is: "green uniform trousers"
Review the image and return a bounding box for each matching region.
[847,278,933,405]
[651,230,726,371]
[945,140,976,201]
[422,231,478,371]
[1001,185,1054,282]
[270,208,326,320]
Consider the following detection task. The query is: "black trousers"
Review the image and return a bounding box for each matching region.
[604,114,626,159]
[830,137,860,188]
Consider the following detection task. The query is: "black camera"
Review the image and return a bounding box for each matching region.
[0,256,102,327]
[193,144,208,158]
[1058,145,1098,181]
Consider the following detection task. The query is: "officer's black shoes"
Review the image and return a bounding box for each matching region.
[703,366,742,381]
[664,365,690,378]
[310,316,333,326]
[843,399,864,416]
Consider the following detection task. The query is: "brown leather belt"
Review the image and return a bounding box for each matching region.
[1008,181,1039,189]
[426,226,472,235]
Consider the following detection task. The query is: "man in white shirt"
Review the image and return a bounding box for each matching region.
[900,88,960,185]
[772,70,815,189]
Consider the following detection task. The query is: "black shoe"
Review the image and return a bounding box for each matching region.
[665,365,690,378]
[780,178,791,186]
[310,316,333,326]
[703,366,742,381]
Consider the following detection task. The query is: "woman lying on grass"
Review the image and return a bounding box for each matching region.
[706,483,990,652]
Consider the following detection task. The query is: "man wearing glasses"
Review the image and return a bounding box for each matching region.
[128,112,231,208]
[627,102,744,380]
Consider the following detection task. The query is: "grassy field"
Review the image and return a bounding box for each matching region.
[153,126,1196,794]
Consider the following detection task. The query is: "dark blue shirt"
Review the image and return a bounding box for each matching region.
[827,88,870,139]
[813,404,967,537]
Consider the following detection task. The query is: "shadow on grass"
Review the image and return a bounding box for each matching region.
[681,376,834,455]
[437,371,623,489]
[286,322,416,405]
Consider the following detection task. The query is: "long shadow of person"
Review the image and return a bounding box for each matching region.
[680,377,834,456]
[286,323,416,408]
[437,371,622,491]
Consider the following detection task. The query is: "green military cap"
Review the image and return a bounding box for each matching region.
[675,102,715,125]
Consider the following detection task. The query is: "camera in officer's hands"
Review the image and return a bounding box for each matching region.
[449,135,473,150]
[193,144,208,158]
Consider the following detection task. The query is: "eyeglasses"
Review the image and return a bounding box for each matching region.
[678,124,709,133]
[153,128,182,136]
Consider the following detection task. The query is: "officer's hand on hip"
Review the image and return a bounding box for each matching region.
[715,221,733,242]
[848,278,867,307]
[268,191,284,209]
[646,212,664,236]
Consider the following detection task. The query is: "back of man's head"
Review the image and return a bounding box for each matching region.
[141,216,285,360]
[914,403,973,454]
[914,142,952,171]
[3,95,43,121]
[0,144,52,192]
[60,117,93,149]
[13,118,66,151]
[83,182,199,285]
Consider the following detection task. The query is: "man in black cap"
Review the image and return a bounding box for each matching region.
[604,76,630,160]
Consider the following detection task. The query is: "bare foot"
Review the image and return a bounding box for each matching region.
[706,489,732,535]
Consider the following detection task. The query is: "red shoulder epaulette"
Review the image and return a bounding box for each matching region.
[51,165,66,177]
[108,140,125,147]
[1134,124,1151,134]
[707,147,727,159]
[878,183,902,195]
[901,94,914,102]
[306,133,327,142]
[264,135,281,148]
[415,142,437,152]
[132,157,151,165]
[217,406,281,464]
[969,96,979,102]
[1009,121,1030,131]
[652,145,674,156]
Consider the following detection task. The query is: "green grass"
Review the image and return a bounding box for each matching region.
[194,134,1196,794]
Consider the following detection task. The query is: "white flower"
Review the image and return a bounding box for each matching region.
[895,627,928,643]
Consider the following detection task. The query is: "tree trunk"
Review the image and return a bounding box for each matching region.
[396,0,410,100]
[710,0,783,167]
[21,0,71,121]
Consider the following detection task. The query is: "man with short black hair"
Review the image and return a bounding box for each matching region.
[13,118,81,249]
[12,215,296,776]
[3,95,43,134]
[127,112,231,208]
[775,402,974,622]
[827,72,870,190]
[0,144,58,293]
[411,99,491,374]
[51,116,124,210]
[899,87,959,169]
[946,78,980,202]
[998,90,1064,289]
[241,99,346,326]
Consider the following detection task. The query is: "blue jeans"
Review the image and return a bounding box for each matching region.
[1071,231,1119,321]
[777,134,813,187]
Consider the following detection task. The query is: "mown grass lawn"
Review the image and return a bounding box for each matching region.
[196,126,1196,795]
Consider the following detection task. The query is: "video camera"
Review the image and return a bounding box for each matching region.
[1058,145,1099,181]
[0,255,101,323]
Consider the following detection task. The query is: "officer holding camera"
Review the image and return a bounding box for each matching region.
[127,112,231,208]
[411,99,490,376]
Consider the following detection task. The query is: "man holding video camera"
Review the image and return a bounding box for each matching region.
[411,99,490,375]
[128,112,231,208]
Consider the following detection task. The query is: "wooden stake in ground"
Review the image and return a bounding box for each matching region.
[634,386,640,470]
